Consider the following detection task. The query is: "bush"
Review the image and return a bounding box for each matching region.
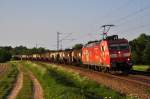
[130,33,150,65]
[72,44,83,50]
[0,49,12,63]
[142,42,150,64]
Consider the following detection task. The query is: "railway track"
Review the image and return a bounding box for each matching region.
[126,75,150,86]
[84,65,150,88]
[129,74,150,81]
[106,74,150,88]
[81,65,150,88]
[131,70,150,76]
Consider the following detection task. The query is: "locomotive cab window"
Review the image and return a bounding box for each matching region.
[109,43,129,50]
[109,44,119,50]
[119,44,129,50]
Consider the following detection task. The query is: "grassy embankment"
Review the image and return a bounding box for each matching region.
[0,63,18,99]
[22,61,125,99]
[132,65,150,71]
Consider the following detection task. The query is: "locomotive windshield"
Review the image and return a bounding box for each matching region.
[109,43,129,50]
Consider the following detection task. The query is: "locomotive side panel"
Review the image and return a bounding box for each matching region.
[92,44,101,66]
[82,41,111,68]
[82,42,101,66]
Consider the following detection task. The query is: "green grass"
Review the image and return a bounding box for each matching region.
[0,63,19,99]
[16,74,33,99]
[0,64,8,79]
[16,63,33,99]
[132,65,150,71]
[21,61,125,99]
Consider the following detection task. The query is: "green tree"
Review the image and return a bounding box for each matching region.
[131,51,141,64]
[12,46,28,55]
[30,47,48,54]
[72,44,83,50]
[0,49,12,63]
[142,42,150,64]
[129,33,150,64]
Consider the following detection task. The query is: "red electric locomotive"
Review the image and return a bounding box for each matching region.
[82,35,133,72]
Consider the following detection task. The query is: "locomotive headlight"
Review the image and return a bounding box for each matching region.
[123,53,130,57]
[110,54,117,58]
[127,58,130,61]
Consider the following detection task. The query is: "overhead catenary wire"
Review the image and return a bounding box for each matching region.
[116,11,150,27]
[103,1,150,38]
[63,1,136,44]
[70,0,133,43]
[53,1,150,50]
[83,1,136,40]
[57,32,76,50]
[100,0,134,20]
[112,4,150,25]
[122,23,150,34]
[59,33,73,42]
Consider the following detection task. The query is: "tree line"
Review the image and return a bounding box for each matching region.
[129,33,150,65]
[0,46,49,63]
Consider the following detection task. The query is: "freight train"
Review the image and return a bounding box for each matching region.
[14,35,133,73]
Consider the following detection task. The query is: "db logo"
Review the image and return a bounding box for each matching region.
[85,50,89,62]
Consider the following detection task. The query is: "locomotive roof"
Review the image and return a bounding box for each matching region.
[83,35,128,48]
[84,41,100,47]
[107,38,128,44]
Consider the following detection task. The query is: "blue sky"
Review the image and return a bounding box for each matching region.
[0,0,150,49]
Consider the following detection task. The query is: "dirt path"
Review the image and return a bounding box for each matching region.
[7,63,43,99]
[7,71,23,99]
[29,71,44,99]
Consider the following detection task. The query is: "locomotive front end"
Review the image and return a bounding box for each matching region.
[108,38,133,71]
